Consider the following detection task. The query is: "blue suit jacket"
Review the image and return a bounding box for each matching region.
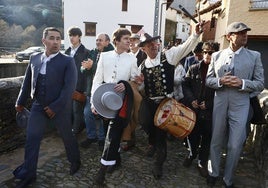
[184,55,199,73]
[16,52,77,114]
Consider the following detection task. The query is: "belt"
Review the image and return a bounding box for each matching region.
[149,93,174,104]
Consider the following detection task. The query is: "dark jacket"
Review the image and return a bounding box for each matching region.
[136,49,147,67]
[182,61,214,120]
[82,43,114,96]
[184,55,199,73]
[16,52,77,115]
[65,44,90,92]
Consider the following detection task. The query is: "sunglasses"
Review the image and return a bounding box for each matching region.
[203,51,214,55]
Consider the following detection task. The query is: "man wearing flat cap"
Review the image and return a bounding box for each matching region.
[134,21,207,179]
[129,33,147,67]
[206,22,264,187]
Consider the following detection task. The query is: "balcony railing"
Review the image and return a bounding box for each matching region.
[250,0,268,10]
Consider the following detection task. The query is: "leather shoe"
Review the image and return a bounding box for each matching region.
[146,145,156,157]
[16,176,36,188]
[95,165,107,185]
[80,138,97,148]
[223,182,235,188]
[120,140,135,151]
[106,157,121,174]
[152,165,163,179]
[207,175,217,187]
[197,164,208,178]
[70,161,81,175]
[183,156,194,167]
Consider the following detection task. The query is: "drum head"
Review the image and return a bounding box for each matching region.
[154,98,173,127]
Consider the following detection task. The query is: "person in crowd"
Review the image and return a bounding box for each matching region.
[182,41,219,178]
[120,33,147,151]
[65,26,89,135]
[80,33,114,150]
[129,33,147,67]
[91,28,139,185]
[206,22,264,188]
[184,41,204,73]
[13,27,81,188]
[173,63,186,102]
[134,21,207,179]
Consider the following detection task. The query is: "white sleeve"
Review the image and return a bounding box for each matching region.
[90,53,104,106]
[165,34,199,66]
[174,64,186,86]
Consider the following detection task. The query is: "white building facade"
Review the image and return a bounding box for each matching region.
[63,0,170,50]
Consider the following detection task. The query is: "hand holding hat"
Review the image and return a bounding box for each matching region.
[16,107,30,128]
[92,83,125,119]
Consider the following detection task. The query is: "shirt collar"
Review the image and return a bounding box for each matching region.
[41,52,59,62]
[71,44,81,51]
[144,52,161,67]
[227,47,243,55]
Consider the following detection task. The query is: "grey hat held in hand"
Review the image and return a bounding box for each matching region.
[92,83,125,119]
[16,108,30,128]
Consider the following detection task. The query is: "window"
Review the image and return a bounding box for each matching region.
[122,0,128,11]
[250,0,268,10]
[84,22,97,36]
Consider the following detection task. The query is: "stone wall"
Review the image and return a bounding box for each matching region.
[0,76,26,153]
[255,91,268,187]
[0,76,55,154]
[0,63,28,78]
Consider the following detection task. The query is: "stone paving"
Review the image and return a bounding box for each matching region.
[0,128,263,188]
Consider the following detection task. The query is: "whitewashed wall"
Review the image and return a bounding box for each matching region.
[63,0,161,50]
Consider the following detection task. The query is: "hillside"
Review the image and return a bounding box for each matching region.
[0,0,63,52]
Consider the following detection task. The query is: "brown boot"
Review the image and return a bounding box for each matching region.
[95,165,107,185]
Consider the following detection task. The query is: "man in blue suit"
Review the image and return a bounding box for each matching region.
[183,41,203,73]
[206,22,264,188]
[13,27,81,188]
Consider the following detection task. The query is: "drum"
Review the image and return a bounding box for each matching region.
[154,98,196,139]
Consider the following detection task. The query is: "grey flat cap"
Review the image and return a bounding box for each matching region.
[130,33,140,39]
[226,22,251,34]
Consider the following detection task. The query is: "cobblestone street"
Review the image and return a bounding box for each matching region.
[0,128,262,188]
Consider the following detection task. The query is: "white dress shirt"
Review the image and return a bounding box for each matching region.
[40,52,59,74]
[91,50,138,105]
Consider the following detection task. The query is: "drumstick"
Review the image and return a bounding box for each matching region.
[179,4,198,24]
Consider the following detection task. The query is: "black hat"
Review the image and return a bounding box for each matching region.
[193,42,203,53]
[139,33,161,47]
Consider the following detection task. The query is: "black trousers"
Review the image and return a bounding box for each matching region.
[147,99,167,166]
[188,116,212,167]
[101,118,126,165]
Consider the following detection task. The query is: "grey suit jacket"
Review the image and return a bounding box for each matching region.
[16,52,77,114]
[206,47,264,96]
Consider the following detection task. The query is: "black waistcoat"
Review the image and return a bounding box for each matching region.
[35,73,46,106]
[141,54,174,98]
